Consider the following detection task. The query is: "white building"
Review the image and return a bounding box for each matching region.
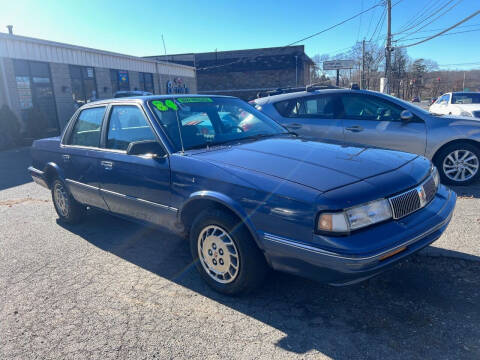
[0,32,197,137]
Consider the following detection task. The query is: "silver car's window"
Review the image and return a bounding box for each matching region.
[339,94,404,121]
[274,95,338,119]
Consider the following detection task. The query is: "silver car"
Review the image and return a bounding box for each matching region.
[252,88,480,186]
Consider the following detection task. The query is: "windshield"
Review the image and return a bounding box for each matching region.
[149,97,286,151]
[451,93,480,104]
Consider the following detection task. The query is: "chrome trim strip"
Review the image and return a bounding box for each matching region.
[99,187,178,212]
[65,178,98,190]
[264,194,452,262]
[65,178,178,212]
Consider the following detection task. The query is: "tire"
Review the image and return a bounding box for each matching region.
[189,208,268,295]
[435,142,480,186]
[51,179,85,224]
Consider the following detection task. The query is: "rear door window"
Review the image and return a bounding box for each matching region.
[68,106,106,147]
[274,95,338,119]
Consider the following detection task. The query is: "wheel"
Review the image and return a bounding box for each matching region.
[51,179,85,224]
[435,143,480,185]
[189,208,268,295]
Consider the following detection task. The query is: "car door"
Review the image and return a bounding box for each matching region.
[340,93,427,155]
[273,94,344,142]
[61,105,109,210]
[97,104,174,228]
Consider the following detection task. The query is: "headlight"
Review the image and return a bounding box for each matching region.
[460,111,472,117]
[317,198,392,234]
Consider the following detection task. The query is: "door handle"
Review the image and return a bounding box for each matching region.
[345,126,364,133]
[100,161,113,170]
[62,154,70,162]
[286,123,302,129]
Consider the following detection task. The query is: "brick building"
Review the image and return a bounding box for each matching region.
[146,46,314,100]
[0,32,197,140]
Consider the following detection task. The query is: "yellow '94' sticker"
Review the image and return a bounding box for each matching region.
[152,100,178,111]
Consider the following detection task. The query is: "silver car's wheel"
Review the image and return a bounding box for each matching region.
[53,182,69,217]
[442,149,479,182]
[197,225,239,284]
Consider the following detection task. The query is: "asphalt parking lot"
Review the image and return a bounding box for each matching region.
[1,147,479,359]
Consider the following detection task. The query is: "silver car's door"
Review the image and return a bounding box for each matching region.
[274,94,344,142]
[340,93,427,155]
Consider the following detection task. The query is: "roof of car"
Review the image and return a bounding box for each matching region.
[253,88,377,105]
[83,94,237,107]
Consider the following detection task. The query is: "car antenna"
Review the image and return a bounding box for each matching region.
[173,102,185,153]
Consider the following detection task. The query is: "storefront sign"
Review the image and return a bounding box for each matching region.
[166,77,189,94]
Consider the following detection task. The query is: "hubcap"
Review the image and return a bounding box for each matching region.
[443,149,479,182]
[197,225,239,284]
[53,183,69,217]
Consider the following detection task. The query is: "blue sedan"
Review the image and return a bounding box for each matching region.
[28,95,456,295]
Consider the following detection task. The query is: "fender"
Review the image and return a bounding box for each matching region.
[179,190,261,246]
[43,162,66,187]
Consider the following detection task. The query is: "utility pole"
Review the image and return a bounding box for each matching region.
[385,0,392,94]
[361,39,366,89]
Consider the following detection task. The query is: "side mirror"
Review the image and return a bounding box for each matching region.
[126,140,166,157]
[400,110,414,122]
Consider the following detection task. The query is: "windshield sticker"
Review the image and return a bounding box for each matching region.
[152,100,179,111]
[177,97,213,103]
[165,99,178,111]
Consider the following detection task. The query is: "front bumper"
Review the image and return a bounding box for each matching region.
[261,185,456,285]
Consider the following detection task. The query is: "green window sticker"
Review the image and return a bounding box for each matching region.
[152,100,168,111]
[177,97,213,103]
[165,99,178,111]
[152,100,178,111]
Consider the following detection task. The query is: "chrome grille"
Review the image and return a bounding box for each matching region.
[389,188,421,219]
[388,172,438,220]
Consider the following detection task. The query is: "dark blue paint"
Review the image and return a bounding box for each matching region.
[28,96,456,285]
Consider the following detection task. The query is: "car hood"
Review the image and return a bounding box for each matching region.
[190,138,419,192]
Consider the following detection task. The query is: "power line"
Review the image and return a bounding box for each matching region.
[398,27,480,42]
[397,9,480,48]
[395,0,464,41]
[398,22,480,36]
[286,1,383,46]
[393,0,456,35]
[394,0,445,34]
[196,1,383,71]
[368,6,386,42]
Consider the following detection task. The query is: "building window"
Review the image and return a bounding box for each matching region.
[139,72,154,93]
[110,69,130,93]
[69,65,97,107]
[13,59,59,136]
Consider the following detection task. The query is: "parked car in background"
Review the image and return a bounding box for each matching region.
[114,90,153,98]
[28,95,455,295]
[411,96,420,102]
[429,92,480,118]
[252,87,480,185]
